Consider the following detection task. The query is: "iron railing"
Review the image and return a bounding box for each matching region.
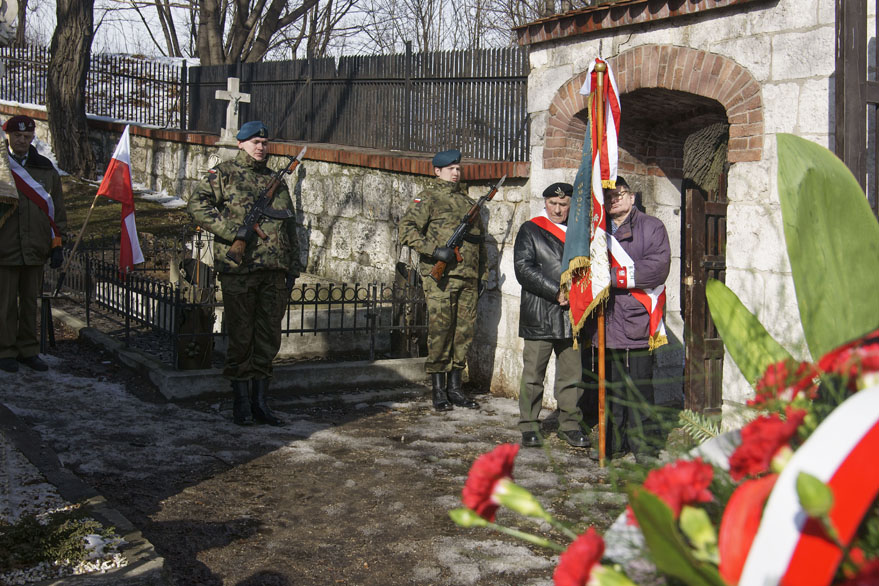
[47,241,427,370]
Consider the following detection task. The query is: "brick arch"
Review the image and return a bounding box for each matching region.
[544,45,763,169]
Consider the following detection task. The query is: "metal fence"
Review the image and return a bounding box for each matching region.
[0,45,186,128]
[47,237,427,370]
[188,45,530,161]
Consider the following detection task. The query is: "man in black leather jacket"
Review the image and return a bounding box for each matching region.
[513,183,589,448]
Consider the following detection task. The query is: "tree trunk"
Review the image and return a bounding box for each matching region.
[14,0,27,47]
[46,0,95,178]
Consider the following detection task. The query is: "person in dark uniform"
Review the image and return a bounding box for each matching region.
[187,121,302,426]
[514,182,589,448]
[0,115,66,373]
[398,149,484,411]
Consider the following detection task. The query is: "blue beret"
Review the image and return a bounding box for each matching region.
[237,121,268,141]
[432,149,461,168]
[542,182,573,198]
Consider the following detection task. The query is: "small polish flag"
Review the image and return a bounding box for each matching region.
[97,125,143,276]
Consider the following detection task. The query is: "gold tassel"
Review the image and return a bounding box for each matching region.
[648,333,669,352]
[601,179,617,189]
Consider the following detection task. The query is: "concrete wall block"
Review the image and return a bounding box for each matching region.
[797,77,834,135]
[771,26,835,80]
[818,0,836,24]
[682,12,750,48]
[528,65,575,114]
[746,0,819,34]
[727,156,774,205]
[726,204,789,273]
[498,246,520,297]
[485,200,517,242]
[762,82,801,134]
[711,35,771,82]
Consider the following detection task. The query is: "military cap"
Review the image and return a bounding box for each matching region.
[542,182,573,198]
[237,121,268,141]
[614,176,630,189]
[3,115,35,133]
[432,149,461,168]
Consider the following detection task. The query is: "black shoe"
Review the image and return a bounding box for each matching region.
[231,380,253,426]
[251,379,284,426]
[557,429,590,448]
[0,357,18,373]
[447,369,479,409]
[521,431,544,447]
[431,372,452,411]
[18,355,48,372]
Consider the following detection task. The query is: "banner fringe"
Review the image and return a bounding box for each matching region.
[601,179,616,189]
[648,333,668,352]
[0,195,17,230]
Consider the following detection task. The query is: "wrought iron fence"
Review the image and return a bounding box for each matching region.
[0,45,186,128]
[47,240,427,370]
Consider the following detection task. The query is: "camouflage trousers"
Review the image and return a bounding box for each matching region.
[422,275,478,373]
[219,270,288,380]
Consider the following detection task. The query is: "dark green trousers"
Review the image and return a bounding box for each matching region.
[219,270,287,380]
[0,265,43,359]
[518,339,584,433]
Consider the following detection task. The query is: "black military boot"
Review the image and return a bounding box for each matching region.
[447,369,479,409]
[251,378,284,426]
[231,380,253,426]
[432,372,452,412]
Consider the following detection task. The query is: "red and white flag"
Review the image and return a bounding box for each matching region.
[97,125,143,275]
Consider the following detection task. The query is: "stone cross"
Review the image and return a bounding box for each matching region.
[215,77,251,143]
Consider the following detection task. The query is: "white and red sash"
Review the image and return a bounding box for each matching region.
[608,234,667,350]
[530,210,567,242]
[739,385,879,585]
[8,156,61,247]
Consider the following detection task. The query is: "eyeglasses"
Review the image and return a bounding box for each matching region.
[608,190,632,199]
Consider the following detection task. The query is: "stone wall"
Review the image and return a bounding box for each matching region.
[524,0,841,409]
[8,111,536,397]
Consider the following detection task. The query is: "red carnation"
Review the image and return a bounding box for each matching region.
[750,358,819,406]
[818,329,879,391]
[461,443,519,521]
[553,527,605,586]
[729,408,806,481]
[842,559,879,586]
[626,458,714,525]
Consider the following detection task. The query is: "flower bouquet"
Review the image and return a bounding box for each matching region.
[450,134,879,585]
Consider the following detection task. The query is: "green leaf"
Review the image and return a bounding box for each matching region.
[679,506,719,564]
[705,279,792,384]
[627,487,728,586]
[777,134,879,357]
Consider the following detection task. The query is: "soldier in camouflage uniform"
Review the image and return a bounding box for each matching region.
[399,149,484,411]
[187,121,302,426]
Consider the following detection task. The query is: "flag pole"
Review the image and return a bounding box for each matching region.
[53,191,101,297]
[594,61,608,468]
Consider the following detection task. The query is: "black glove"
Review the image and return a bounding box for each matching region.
[432,246,456,264]
[50,247,63,269]
[477,280,486,298]
[285,273,297,294]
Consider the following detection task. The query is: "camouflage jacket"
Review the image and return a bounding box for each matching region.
[187,150,301,276]
[0,146,66,266]
[398,178,486,281]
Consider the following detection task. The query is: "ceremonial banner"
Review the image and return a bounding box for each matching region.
[561,58,620,337]
[97,125,143,275]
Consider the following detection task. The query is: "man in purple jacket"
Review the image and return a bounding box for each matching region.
[586,176,670,459]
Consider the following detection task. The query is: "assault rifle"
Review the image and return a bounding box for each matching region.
[226,146,307,265]
[428,174,506,283]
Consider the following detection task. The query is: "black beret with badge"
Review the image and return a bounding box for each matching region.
[542,182,573,198]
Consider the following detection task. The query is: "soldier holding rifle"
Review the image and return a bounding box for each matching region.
[399,149,487,412]
[187,121,303,426]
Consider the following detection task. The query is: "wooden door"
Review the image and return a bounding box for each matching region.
[683,173,728,413]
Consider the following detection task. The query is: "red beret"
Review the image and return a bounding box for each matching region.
[3,115,35,132]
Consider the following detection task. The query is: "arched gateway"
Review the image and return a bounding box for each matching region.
[543,45,765,412]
